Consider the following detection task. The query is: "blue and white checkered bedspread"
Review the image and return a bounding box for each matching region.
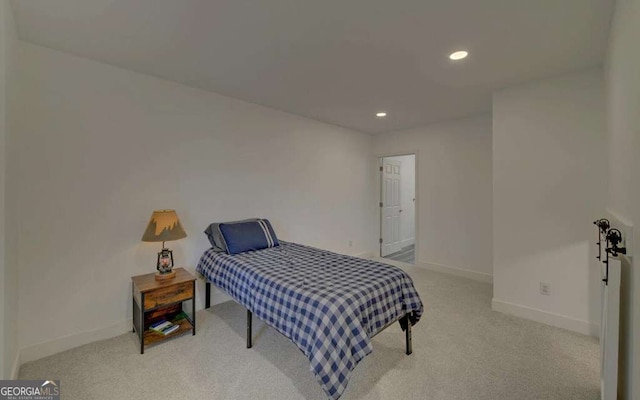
[196,241,423,399]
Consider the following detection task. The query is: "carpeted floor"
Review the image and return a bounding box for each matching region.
[19,263,600,400]
[384,244,415,264]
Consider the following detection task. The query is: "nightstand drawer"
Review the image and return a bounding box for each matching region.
[144,281,193,309]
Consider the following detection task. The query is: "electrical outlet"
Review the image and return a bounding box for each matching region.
[348,240,353,247]
[540,282,551,296]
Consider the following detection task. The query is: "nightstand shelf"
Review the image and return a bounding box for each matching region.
[144,315,194,346]
[132,267,196,354]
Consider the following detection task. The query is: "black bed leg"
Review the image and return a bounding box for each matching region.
[247,309,253,349]
[405,315,413,355]
[205,282,211,309]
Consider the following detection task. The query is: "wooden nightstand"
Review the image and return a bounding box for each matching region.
[132,267,196,354]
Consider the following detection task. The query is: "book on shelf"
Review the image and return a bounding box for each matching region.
[149,320,180,335]
[161,324,180,335]
[173,311,188,321]
[149,320,170,331]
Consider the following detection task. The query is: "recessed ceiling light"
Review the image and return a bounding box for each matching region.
[449,50,468,61]
[376,112,387,117]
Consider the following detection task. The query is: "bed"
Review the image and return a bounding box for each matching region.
[196,239,423,399]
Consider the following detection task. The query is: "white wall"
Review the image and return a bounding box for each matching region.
[492,69,606,336]
[605,0,640,397]
[12,42,376,362]
[382,154,415,247]
[373,116,493,281]
[0,0,7,380]
[0,0,18,379]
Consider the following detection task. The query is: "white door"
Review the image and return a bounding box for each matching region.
[381,159,402,256]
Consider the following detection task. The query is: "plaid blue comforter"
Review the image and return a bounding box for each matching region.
[196,241,423,399]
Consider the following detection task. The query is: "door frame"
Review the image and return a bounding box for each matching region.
[375,151,419,262]
[381,158,403,256]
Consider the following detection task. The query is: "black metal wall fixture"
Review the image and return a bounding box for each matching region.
[594,218,610,261]
[605,228,627,259]
[604,229,627,284]
[594,218,628,285]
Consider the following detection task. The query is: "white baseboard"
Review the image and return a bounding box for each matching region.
[354,251,375,259]
[19,284,233,365]
[416,261,493,284]
[492,298,599,336]
[10,351,20,379]
[398,238,415,248]
[20,319,134,364]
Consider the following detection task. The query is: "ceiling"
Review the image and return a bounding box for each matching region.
[11,0,614,134]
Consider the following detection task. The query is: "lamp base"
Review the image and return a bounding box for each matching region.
[155,270,177,281]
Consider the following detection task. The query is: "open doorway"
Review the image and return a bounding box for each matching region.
[379,154,416,264]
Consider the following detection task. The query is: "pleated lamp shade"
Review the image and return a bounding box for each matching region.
[141,210,187,243]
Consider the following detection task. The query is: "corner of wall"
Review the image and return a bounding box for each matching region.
[1,0,20,381]
[10,350,19,379]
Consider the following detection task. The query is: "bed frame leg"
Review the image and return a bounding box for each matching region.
[205,282,211,309]
[247,309,253,349]
[405,314,413,355]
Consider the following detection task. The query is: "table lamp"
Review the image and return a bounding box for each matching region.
[141,209,187,281]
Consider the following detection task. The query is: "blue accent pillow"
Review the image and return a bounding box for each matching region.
[204,218,259,252]
[219,219,280,255]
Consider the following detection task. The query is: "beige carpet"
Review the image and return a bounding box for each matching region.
[19,264,600,400]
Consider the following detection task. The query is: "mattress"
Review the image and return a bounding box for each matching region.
[196,241,423,399]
